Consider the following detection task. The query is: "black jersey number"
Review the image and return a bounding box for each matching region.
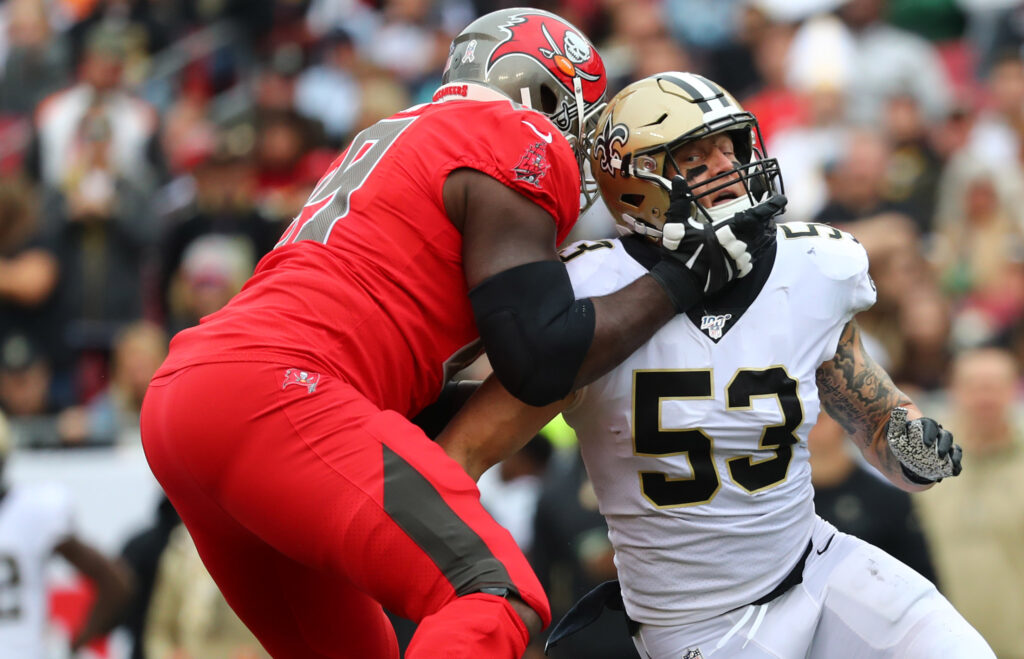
[780,222,856,242]
[0,554,22,619]
[559,240,614,263]
[633,367,802,507]
[277,116,418,246]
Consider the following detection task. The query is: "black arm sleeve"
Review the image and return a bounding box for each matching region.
[469,261,595,407]
[409,379,482,439]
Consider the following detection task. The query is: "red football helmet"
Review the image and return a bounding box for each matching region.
[442,8,608,208]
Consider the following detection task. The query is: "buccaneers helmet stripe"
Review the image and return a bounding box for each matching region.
[660,72,731,113]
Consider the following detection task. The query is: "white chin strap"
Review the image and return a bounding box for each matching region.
[704,194,758,223]
[617,214,662,240]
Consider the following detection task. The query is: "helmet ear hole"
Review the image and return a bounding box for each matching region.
[728,128,752,164]
[620,193,644,208]
[538,84,559,115]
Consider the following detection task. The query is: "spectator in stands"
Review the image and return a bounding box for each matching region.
[663,0,741,88]
[882,92,944,235]
[364,0,440,86]
[251,109,321,228]
[48,107,150,383]
[302,0,379,47]
[892,285,954,392]
[0,174,65,385]
[249,43,304,115]
[0,409,135,656]
[933,145,1024,351]
[156,141,273,329]
[350,71,411,135]
[809,410,938,584]
[29,20,163,196]
[769,12,855,220]
[294,27,362,146]
[740,18,807,146]
[814,128,916,225]
[600,0,690,90]
[144,523,271,659]
[0,0,71,116]
[842,213,939,379]
[916,347,1024,658]
[55,320,168,446]
[158,66,218,178]
[0,332,55,418]
[165,233,254,335]
[964,51,1024,173]
[933,159,1024,340]
[959,0,1024,79]
[837,0,953,124]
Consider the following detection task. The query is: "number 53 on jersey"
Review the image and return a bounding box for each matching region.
[633,366,802,508]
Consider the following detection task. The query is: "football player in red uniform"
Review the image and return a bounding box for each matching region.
[140,8,782,659]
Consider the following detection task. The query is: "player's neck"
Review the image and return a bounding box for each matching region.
[431,82,512,105]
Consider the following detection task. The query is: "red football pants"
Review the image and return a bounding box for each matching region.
[141,361,549,658]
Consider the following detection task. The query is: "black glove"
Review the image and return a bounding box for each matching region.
[649,175,787,312]
[885,407,963,484]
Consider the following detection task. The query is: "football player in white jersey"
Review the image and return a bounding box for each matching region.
[438,72,994,658]
[0,411,134,658]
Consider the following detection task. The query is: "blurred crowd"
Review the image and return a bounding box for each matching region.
[1,0,1024,656]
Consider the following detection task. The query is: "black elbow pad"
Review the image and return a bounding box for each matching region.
[469,261,595,406]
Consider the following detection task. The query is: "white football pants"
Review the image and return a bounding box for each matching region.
[632,517,994,658]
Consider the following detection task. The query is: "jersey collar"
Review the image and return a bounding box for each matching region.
[431,82,513,105]
[621,233,778,343]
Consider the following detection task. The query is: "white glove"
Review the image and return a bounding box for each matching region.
[660,176,785,285]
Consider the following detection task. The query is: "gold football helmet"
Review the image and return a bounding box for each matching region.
[589,72,783,241]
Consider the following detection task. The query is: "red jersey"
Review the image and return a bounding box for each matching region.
[157,87,581,417]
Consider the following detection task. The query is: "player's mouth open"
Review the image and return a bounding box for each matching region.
[711,190,739,205]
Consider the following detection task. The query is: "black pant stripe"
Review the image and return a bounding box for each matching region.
[381,445,515,597]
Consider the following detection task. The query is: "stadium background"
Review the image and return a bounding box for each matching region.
[1,0,1023,656]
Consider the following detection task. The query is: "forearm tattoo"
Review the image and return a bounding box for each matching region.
[816,321,913,477]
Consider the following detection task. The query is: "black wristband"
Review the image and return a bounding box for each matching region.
[900,463,937,485]
[649,258,703,313]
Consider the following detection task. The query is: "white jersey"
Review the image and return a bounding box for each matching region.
[0,482,75,658]
[561,223,876,625]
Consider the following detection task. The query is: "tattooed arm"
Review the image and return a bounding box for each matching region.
[815,320,933,492]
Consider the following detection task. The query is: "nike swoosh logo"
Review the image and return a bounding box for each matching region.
[522,120,553,143]
[816,534,835,555]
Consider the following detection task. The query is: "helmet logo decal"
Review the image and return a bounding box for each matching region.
[512,141,551,187]
[559,30,590,66]
[489,13,605,104]
[593,120,628,177]
[462,39,477,64]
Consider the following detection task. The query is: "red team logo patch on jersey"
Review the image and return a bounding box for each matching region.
[512,141,551,186]
[488,13,605,104]
[282,368,321,393]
